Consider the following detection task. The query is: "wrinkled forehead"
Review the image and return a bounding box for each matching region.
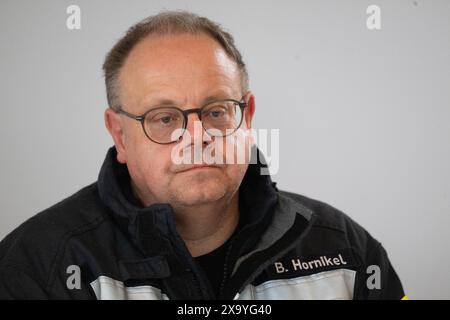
[118,33,242,110]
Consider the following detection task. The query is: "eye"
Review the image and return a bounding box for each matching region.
[150,112,180,125]
[203,105,228,118]
[159,116,173,124]
[210,109,225,118]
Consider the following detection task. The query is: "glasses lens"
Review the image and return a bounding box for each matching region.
[144,107,184,143]
[201,101,243,136]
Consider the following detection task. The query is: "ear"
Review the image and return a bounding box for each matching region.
[243,91,255,130]
[104,108,127,164]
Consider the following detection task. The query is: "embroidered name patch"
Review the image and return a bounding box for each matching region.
[264,248,360,280]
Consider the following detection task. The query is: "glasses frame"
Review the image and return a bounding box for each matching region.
[115,97,247,145]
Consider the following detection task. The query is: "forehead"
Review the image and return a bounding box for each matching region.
[118,33,241,109]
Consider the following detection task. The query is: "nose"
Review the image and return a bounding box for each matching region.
[184,112,212,145]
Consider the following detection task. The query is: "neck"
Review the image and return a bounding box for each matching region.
[130,181,240,257]
[173,192,240,257]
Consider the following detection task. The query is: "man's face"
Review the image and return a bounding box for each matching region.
[105,33,255,209]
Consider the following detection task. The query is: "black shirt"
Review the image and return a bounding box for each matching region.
[194,216,245,298]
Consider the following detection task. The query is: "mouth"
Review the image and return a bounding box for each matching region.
[177,165,222,173]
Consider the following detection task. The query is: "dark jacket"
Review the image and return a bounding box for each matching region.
[0,146,404,299]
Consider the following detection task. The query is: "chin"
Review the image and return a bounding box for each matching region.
[172,178,228,206]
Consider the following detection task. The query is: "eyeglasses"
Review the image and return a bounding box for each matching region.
[115,97,247,144]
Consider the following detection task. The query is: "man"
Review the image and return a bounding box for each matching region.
[0,10,404,299]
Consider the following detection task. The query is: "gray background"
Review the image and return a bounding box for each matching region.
[1,0,449,299]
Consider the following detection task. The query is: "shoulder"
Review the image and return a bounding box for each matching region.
[0,183,108,282]
[278,189,381,254]
[272,190,404,299]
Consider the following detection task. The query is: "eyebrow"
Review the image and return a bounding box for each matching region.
[143,92,236,110]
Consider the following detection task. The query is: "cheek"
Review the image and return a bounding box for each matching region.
[220,129,253,165]
[126,142,173,188]
[221,163,248,188]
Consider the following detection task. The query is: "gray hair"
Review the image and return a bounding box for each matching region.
[102,10,249,111]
